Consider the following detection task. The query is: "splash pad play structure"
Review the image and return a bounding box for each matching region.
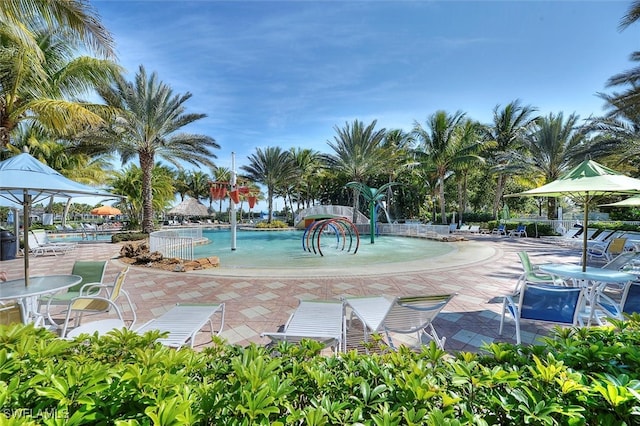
[302,217,360,256]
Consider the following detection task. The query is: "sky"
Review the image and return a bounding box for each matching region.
[90,0,639,212]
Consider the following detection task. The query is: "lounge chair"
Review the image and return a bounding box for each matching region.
[26,232,72,257]
[595,281,640,320]
[491,224,507,236]
[64,318,128,339]
[468,225,480,234]
[508,224,527,238]
[135,303,225,348]
[588,238,628,263]
[454,225,470,233]
[499,283,586,345]
[31,229,76,251]
[261,299,344,353]
[380,294,454,350]
[60,267,135,337]
[41,261,109,326]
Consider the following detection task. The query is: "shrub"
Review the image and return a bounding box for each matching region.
[255,219,289,229]
[1,319,640,424]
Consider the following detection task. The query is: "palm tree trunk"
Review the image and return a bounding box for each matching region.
[439,175,447,224]
[140,153,154,233]
[493,173,506,218]
[267,187,273,223]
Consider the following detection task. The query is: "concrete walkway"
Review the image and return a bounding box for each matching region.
[0,233,584,352]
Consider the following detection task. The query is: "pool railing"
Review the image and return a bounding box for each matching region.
[150,227,203,260]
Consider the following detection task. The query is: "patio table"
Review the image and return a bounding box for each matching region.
[0,275,82,325]
[539,263,635,325]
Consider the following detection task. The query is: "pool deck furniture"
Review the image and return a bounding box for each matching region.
[261,299,344,353]
[0,275,82,325]
[499,283,586,345]
[135,303,226,348]
[539,263,636,325]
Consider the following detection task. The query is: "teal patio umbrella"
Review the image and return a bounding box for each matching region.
[506,160,640,271]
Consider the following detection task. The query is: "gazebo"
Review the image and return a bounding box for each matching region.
[168,197,209,218]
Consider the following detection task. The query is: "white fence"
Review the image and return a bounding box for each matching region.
[149,227,203,260]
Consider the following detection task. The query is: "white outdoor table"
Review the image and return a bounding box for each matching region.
[539,264,635,325]
[0,275,82,325]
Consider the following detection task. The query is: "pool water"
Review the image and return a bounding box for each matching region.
[193,229,454,269]
[47,233,114,242]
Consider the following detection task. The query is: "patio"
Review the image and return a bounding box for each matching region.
[0,234,584,352]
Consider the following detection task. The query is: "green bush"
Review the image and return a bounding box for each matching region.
[255,219,289,229]
[1,318,640,424]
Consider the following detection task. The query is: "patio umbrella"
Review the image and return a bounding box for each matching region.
[506,159,640,271]
[91,205,122,216]
[0,152,120,286]
[599,196,640,207]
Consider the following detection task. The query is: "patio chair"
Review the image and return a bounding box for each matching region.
[499,283,586,345]
[135,303,225,348]
[381,294,455,350]
[592,281,640,322]
[261,299,344,353]
[509,224,528,238]
[40,260,108,326]
[59,267,134,337]
[587,237,628,263]
[491,224,506,236]
[514,251,565,294]
[0,302,24,325]
[64,318,128,339]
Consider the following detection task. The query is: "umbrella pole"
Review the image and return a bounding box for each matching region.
[582,196,589,272]
[22,190,30,287]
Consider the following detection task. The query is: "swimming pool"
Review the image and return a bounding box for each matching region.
[193,228,455,270]
[47,233,114,243]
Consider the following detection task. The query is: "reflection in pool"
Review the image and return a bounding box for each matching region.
[193,229,454,269]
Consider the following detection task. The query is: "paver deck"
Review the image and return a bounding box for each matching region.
[0,233,586,352]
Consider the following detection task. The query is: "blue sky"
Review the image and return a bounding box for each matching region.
[92,0,639,211]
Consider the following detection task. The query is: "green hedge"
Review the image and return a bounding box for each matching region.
[1,318,640,425]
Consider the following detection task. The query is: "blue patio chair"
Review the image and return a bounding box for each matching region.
[509,224,528,238]
[594,281,640,321]
[491,224,506,236]
[499,283,585,344]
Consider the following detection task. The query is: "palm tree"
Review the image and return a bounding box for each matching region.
[0,0,115,59]
[483,100,539,218]
[522,112,587,218]
[241,147,295,224]
[173,170,191,202]
[326,120,387,223]
[381,129,413,221]
[412,110,481,224]
[289,147,325,210]
[89,66,220,233]
[187,170,211,203]
[110,163,175,229]
[211,166,231,216]
[0,26,120,151]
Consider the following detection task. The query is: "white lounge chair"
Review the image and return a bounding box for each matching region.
[261,299,344,353]
[31,229,76,251]
[135,303,225,348]
[26,232,72,257]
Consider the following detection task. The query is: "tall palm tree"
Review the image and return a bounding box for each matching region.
[522,112,586,218]
[173,169,191,202]
[187,170,211,203]
[381,129,413,221]
[0,0,115,59]
[483,100,539,218]
[326,120,387,223]
[0,26,120,150]
[88,66,220,233]
[412,110,481,224]
[241,146,295,224]
[289,147,324,210]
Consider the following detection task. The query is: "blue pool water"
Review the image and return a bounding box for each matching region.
[48,233,114,242]
[193,229,454,269]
